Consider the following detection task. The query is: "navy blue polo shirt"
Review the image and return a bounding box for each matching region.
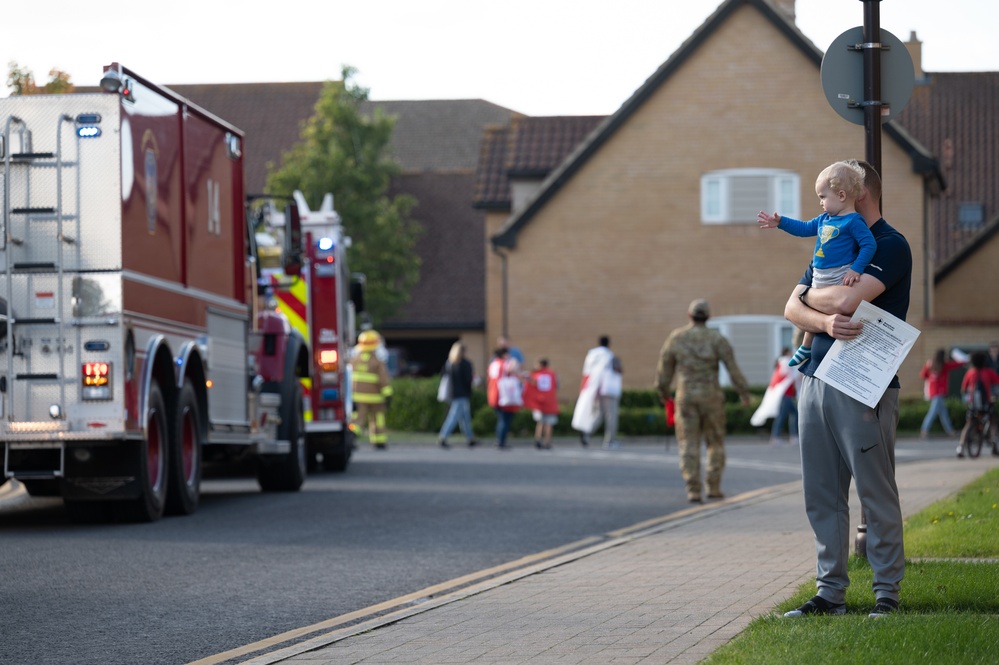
[798,218,912,389]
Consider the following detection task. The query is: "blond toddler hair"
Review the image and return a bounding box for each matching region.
[817,161,865,200]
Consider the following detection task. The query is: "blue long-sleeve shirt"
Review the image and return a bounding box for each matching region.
[778,212,876,274]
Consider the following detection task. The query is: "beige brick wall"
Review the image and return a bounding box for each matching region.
[485,4,983,401]
[934,232,999,322]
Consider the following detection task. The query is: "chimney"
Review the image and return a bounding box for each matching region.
[905,30,924,80]
[771,0,795,22]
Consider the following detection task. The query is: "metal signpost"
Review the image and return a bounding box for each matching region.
[818,0,915,557]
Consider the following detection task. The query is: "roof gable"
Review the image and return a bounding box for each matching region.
[473,116,606,210]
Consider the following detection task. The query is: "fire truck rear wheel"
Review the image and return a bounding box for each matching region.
[322,430,354,472]
[116,380,170,522]
[166,379,202,515]
[258,385,306,492]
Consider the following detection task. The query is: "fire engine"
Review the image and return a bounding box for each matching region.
[0,63,359,521]
[250,191,362,474]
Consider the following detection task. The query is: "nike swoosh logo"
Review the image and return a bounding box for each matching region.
[860,444,879,453]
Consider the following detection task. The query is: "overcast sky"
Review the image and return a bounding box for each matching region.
[5,0,997,116]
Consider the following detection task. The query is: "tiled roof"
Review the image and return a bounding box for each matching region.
[473,116,606,209]
[506,116,605,177]
[166,84,517,190]
[358,100,520,173]
[381,172,484,328]
[895,72,999,273]
[473,125,512,209]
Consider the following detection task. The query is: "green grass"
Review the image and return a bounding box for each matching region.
[704,468,999,665]
[903,468,999,558]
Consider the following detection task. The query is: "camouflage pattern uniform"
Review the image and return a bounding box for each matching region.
[655,304,750,502]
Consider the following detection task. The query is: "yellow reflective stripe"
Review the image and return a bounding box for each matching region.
[353,371,380,382]
[353,393,385,404]
[275,279,308,341]
[381,386,394,397]
[300,377,313,422]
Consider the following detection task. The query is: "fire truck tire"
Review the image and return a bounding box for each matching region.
[116,380,170,522]
[166,379,202,515]
[323,430,354,472]
[258,385,306,492]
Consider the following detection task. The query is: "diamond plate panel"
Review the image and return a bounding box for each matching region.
[1,93,123,273]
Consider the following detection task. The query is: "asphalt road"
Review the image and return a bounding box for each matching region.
[0,435,956,665]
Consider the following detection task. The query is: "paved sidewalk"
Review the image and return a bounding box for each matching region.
[240,456,998,665]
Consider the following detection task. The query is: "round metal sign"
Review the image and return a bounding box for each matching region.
[821,27,915,125]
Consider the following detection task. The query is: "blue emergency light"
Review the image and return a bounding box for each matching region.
[76,113,102,138]
[318,237,334,251]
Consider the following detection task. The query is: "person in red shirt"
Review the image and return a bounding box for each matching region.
[523,358,560,449]
[919,348,965,439]
[957,351,999,457]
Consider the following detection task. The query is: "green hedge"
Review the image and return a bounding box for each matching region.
[385,377,971,439]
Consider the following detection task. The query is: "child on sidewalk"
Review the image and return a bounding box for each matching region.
[523,358,560,449]
[758,161,876,367]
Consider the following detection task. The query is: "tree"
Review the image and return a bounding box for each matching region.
[6,61,74,95]
[267,66,420,325]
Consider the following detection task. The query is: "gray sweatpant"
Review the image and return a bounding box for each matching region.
[797,376,904,604]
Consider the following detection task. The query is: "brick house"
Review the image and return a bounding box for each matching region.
[475,0,997,399]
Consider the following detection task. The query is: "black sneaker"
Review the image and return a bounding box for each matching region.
[783,596,846,617]
[868,598,899,618]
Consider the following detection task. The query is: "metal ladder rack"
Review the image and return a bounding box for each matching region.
[2,113,80,436]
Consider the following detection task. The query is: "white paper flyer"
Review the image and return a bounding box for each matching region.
[813,300,921,408]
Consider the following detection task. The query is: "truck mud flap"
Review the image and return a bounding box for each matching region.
[59,441,145,501]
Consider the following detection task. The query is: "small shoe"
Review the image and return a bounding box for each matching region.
[602,441,620,450]
[706,492,725,500]
[789,436,799,446]
[580,434,589,447]
[687,494,702,503]
[438,440,450,449]
[373,443,388,451]
[467,440,477,448]
[783,596,846,617]
[535,440,543,450]
[868,598,899,619]
[956,445,965,458]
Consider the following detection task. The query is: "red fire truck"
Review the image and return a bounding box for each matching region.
[0,63,358,521]
[251,190,361,474]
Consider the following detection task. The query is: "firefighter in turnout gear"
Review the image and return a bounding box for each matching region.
[350,330,393,449]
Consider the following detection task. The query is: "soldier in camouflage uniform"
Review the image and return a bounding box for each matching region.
[655,299,751,503]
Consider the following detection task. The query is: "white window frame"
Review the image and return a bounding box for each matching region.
[700,168,800,225]
[707,315,797,387]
